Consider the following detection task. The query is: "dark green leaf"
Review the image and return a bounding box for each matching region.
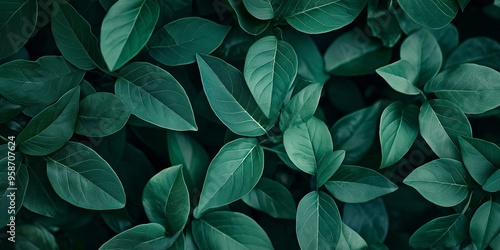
[0,0,37,59]
[484,169,500,192]
[169,232,186,250]
[409,213,468,249]
[470,200,500,250]
[115,62,197,131]
[458,0,470,11]
[336,223,368,250]
[403,158,469,207]
[343,198,388,244]
[0,97,23,124]
[17,87,80,156]
[99,223,173,249]
[398,0,459,29]
[241,177,296,219]
[429,24,459,60]
[0,148,27,226]
[100,0,159,71]
[316,150,345,188]
[194,138,264,218]
[100,209,133,233]
[148,17,230,66]
[16,224,59,250]
[46,141,126,210]
[367,3,401,47]
[446,37,500,71]
[458,137,500,187]
[228,0,271,36]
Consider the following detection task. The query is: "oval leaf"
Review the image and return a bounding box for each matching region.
[280,82,322,131]
[243,0,274,20]
[409,213,469,249]
[336,223,368,250]
[470,200,500,250]
[316,150,346,188]
[228,0,270,36]
[376,60,419,95]
[399,0,459,29]
[484,169,500,192]
[0,0,37,59]
[343,198,389,244]
[446,37,500,71]
[99,223,173,249]
[0,148,28,226]
[459,137,500,187]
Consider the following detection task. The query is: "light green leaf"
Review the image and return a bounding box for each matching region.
[75,92,130,137]
[398,0,459,29]
[0,0,37,59]
[192,211,274,250]
[115,62,197,131]
[484,169,500,192]
[446,37,500,71]
[316,150,345,188]
[296,191,342,249]
[458,137,500,187]
[283,0,369,34]
[194,138,264,218]
[425,63,500,114]
[419,99,472,160]
[325,165,398,203]
[243,0,274,20]
[470,201,500,250]
[100,0,159,71]
[228,0,270,36]
[376,60,419,95]
[343,198,389,244]
[99,223,173,249]
[283,117,333,175]
[324,30,392,76]
[336,223,368,250]
[16,224,59,250]
[280,83,322,131]
[0,56,84,106]
[148,17,230,66]
[403,158,469,207]
[379,102,419,168]
[17,87,80,156]
[0,148,27,226]
[409,213,468,249]
[196,53,271,136]
[241,177,296,219]
[52,0,106,70]
[244,36,298,118]
[46,141,126,210]
[142,165,189,235]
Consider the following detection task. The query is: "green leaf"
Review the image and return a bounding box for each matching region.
[228,0,270,36]
[458,137,500,187]
[16,224,59,250]
[409,213,469,249]
[99,223,173,249]
[196,53,271,136]
[403,158,469,207]
[75,92,130,137]
[458,0,470,11]
[280,83,322,131]
[169,232,185,250]
[343,198,388,244]
[0,0,37,59]
[336,223,368,250]
[46,141,126,210]
[429,24,459,60]
[446,37,500,71]
[52,0,106,70]
[283,0,369,34]
[17,87,80,156]
[296,191,342,249]
[243,0,274,20]
[484,169,500,192]
[379,102,419,168]
[192,211,274,249]
[101,209,133,233]
[100,0,159,71]
[398,0,459,29]
[0,148,27,226]
[419,99,472,160]
[325,165,398,203]
[148,17,230,66]
[376,60,419,95]
[241,177,296,219]
[425,63,500,114]
[470,200,500,250]
[194,138,264,218]
[244,36,298,118]
[0,56,85,106]
[142,165,189,235]
[0,97,23,123]
[115,62,197,131]
[283,117,333,175]
[367,3,401,47]
[316,150,345,188]
[324,30,392,76]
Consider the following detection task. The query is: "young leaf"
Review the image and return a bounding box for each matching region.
[470,200,500,250]
[403,159,469,207]
[0,149,27,226]
[280,82,322,131]
[0,0,37,59]
[148,17,230,66]
[484,169,500,192]
[283,117,333,175]
[52,0,106,70]
[75,92,130,137]
[343,198,388,244]
[244,36,298,118]
[46,141,126,210]
[282,0,369,34]
[446,37,500,71]
[409,213,468,249]
[196,53,271,136]
[376,60,420,95]
[142,165,189,235]
[228,0,270,36]
[296,191,342,249]
[419,99,472,160]
[100,0,159,71]
[243,0,274,20]
[324,30,392,76]
[115,62,197,131]
[424,63,500,114]
[99,223,174,249]
[379,102,419,168]
[336,223,368,250]
[458,137,500,187]
[398,0,459,29]
[194,138,264,218]
[316,150,345,188]
[241,177,297,219]
[325,165,398,203]
[17,87,80,156]
[192,211,274,249]
[0,56,84,106]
